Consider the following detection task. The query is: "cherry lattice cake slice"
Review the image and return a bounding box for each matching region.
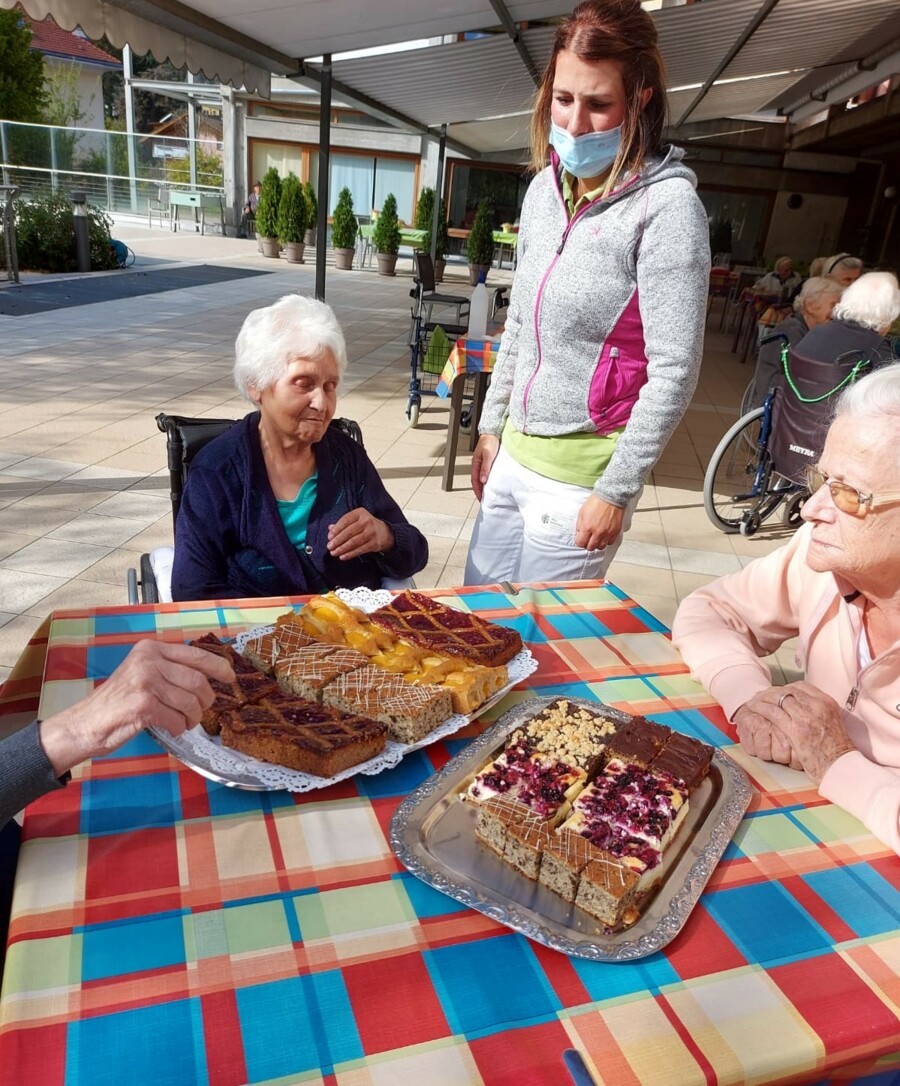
[369,591,523,667]
[220,696,387,777]
[189,634,278,734]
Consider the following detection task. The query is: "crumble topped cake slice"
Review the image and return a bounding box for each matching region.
[322,665,452,744]
[275,645,368,701]
[508,697,618,773]
[220,697,387,778]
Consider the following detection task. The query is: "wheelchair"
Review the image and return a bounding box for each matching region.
[703,344,876,536]
[126,412,364,603]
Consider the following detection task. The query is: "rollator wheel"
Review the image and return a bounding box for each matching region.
[783,491,806,528]
[739,512,761,537]
[407,400,420,428]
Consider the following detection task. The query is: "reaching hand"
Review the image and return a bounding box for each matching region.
[327,508,394,560]
[471,435,500,501]
[39,640,235,776]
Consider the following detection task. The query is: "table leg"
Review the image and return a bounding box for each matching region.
[442,375,466,491]
[469,372,489,451]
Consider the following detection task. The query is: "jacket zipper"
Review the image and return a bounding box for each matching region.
[522,158,643,427]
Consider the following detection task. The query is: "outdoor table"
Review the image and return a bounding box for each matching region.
[357,225,426,267]
[436,335,500,490]
[2,584,899,1086]
[492,230,518,270]
[169,190,226,236]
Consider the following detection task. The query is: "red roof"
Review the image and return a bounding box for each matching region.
[23,13,121,68]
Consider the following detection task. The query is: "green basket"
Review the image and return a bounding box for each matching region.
[422,325,452,375]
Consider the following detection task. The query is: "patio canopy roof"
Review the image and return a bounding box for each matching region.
[5,0,899,157]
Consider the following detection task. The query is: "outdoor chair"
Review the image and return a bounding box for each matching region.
[413,252,471,327]
[126,411,409,605]
[147,187,169,229]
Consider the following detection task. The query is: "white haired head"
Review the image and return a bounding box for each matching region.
[233,294,348,404]
[834,361,900,427]
[832,271,900,333]
[824,253,863,288]
[794,275,841,314]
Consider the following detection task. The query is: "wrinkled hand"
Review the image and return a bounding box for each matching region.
[41,639,234,775]
[574,495,626,551]
[734,681,854,783]
[327,508,394,560]
[471,434,500,502]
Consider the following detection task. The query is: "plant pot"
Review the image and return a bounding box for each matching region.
[260,236,280,258]
[468,263,490,286]
[334,247,355,270]
[284,241,305,264]
[376,252,398,276]
[304,227,317,247]
[434,258,446,283]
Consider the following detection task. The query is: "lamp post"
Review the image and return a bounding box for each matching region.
[71,190,90,272]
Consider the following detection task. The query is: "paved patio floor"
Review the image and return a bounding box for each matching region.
[0,223,801,692]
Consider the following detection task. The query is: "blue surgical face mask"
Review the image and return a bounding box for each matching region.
[549,120,621,179]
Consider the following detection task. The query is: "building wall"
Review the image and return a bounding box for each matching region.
[44,58,107,153]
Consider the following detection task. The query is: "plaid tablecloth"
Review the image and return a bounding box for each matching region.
[1,583,899,1086]
[436,337,500,397]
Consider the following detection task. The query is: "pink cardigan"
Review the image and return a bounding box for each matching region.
[672,523,900,853]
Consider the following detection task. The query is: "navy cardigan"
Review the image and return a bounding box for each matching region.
[171,413,428,601]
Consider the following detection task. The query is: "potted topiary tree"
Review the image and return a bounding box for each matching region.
[466,200,494,285]
[255,167,282,258]
[414,187,449,281]
[277,173,308,264]
[331,186,358,270]
[434,198,450,282]
[303,180,318,247]
[372,192,401,276]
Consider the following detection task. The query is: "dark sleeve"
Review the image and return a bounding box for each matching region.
[171,466,237,601]
[353,450,429,579]
[0,722,67,828]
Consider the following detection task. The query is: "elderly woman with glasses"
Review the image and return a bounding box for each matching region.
[673,363,900,853]
[171,294,427,601]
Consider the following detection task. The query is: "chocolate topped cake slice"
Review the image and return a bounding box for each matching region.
[220,697,387,777]
[605,716,671,768]
[651,732,715,791]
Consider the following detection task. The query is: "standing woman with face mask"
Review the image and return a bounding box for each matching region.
[464,0,710,586]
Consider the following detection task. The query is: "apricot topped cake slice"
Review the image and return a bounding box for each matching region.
[295,593,391,655]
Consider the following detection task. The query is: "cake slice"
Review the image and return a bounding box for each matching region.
[473,796,553,880]
[538,828,599,902]
[275,645,368,700]
[220,697,387,777]
[295,593,391,655]
[242,632,282,674]
[322,665,452,743]
[651,731,715,791]
[574,853,642,928]
[189,635,278,734]
[605,716,671,768]
[466,741,586,825]
[508,697,618,773]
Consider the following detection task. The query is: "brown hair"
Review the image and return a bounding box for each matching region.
[529,0,667,191]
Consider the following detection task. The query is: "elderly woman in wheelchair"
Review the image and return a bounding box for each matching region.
[169,294,427,602]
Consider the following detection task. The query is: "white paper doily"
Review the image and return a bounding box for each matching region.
[149,587,537,792]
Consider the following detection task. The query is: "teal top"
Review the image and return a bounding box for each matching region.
[275,474,318,548]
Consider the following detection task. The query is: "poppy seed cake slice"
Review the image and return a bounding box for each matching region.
[322,665,452,743]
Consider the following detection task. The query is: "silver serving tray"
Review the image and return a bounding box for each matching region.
[390,695,752,961]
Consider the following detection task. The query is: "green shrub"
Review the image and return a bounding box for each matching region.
[414,187,434,233]
[277,173,307,244]
[13,193,117,273]
[303,180,317,225]
[372,192,401,255]
[331,186,357,249]
[414,187,449,259]
[467,200,494,266]
[255,167,281,238]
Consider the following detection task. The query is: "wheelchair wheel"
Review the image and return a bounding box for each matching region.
[783,490,807,528]
[739,378,756,419]
[139,552,160,604]
[703,407,783,533]
[407,397,420,428]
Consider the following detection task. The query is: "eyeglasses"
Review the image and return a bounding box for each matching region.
[805,466,900,517]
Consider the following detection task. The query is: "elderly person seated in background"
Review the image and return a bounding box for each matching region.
[823,252,864,289]
[171,294,427,601]
[748,275,842,409]
[753,256,802,300]
[673,364,900,852]
[793,270,900,367]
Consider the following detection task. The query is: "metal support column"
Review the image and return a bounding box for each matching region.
[187,71,198,192]
[315,54,332,302]
[430,124,446,264]
[123,45,138,212]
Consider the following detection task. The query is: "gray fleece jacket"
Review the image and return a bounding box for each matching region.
[479,147,710,507]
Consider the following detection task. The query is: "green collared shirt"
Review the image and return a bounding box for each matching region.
[561,171,605,217]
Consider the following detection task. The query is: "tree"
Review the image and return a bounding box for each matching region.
[0,11,47,122]
[373,192,400,255]
[254,167,281,239]
[331,186,357,249]
[277,173,307,243]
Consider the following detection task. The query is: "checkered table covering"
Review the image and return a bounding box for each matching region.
[1,583,899,1086]
[436,338,500,397]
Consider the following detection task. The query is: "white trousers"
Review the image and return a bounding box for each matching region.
[464,446,639,585]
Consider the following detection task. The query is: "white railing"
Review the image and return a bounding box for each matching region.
[0,119,224,216]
